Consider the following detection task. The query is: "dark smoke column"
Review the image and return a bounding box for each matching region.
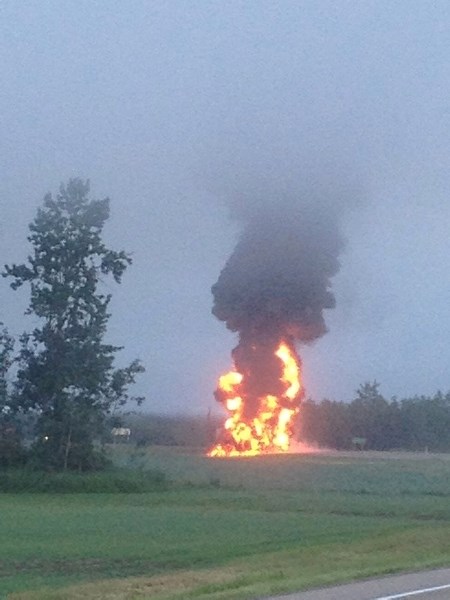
[212,202,344,343]
[210,198,345,454]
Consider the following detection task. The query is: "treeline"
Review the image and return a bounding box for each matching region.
[298,382,450,452]
[111,382,450,454]
[121,413,219,448]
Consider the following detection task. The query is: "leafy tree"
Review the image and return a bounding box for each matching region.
[0,323,13,413]
[0,323,24,467]
[3,179,144,470]
[400,392,450,452]
[350,381,391,449]
[297,398,320,444]
[298,384,450,452]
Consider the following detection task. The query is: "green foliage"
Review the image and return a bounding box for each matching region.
[0,324,26,467]
[0,322,14,410]
[3,179,144,471]
[299,383,450,451]
[0,426,26,469]
[121,412,220,448]
[0,467,166,493]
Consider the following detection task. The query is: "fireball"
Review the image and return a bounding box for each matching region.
[208,340,303,457]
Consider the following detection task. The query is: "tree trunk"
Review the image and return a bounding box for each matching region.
[63,426,72,471]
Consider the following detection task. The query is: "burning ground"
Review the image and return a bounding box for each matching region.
[209,199,345,457]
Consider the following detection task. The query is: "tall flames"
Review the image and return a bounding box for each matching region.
[208,340,303,457]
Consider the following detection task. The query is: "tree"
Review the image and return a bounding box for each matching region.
[0,323,24,467]
[0,323,13,413]
[350,381,391,450]
[400,392,450,452]
[3,179,144,470]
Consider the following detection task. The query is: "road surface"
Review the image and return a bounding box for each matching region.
[262,568,450,600]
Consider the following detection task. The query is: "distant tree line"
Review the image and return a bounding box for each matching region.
[120,412,220,448]
[96,382,450,454]
[298,382,450,453]
[1,180,144,471]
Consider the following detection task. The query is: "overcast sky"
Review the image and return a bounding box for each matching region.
[1,0,450,415]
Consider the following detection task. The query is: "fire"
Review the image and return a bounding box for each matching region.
[208,340,302,457]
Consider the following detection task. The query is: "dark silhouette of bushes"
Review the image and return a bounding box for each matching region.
[299,383,450,452]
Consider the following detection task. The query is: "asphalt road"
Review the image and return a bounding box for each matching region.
[262,568,450,600]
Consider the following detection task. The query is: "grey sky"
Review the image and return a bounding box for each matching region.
[1,1,450,414]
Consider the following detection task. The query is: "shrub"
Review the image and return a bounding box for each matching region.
[0,467,168,493]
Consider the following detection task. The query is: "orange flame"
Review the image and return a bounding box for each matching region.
[208,341,302,457]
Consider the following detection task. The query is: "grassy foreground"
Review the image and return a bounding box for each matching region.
[2,449,450,599]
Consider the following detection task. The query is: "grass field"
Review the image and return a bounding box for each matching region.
[2,448,450,600]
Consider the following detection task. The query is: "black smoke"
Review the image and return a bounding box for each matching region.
[211,194,346,422]
[212,199,345,343]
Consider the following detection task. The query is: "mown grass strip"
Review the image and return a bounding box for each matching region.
[9,524,450,600]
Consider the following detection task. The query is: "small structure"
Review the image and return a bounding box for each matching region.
[111,427,131,442]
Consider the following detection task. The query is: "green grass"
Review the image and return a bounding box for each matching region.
[0,467,167,494]
[2,449,450,599]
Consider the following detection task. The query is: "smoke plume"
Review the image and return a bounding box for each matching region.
[211,187,347,424]
[212,199,345,343]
